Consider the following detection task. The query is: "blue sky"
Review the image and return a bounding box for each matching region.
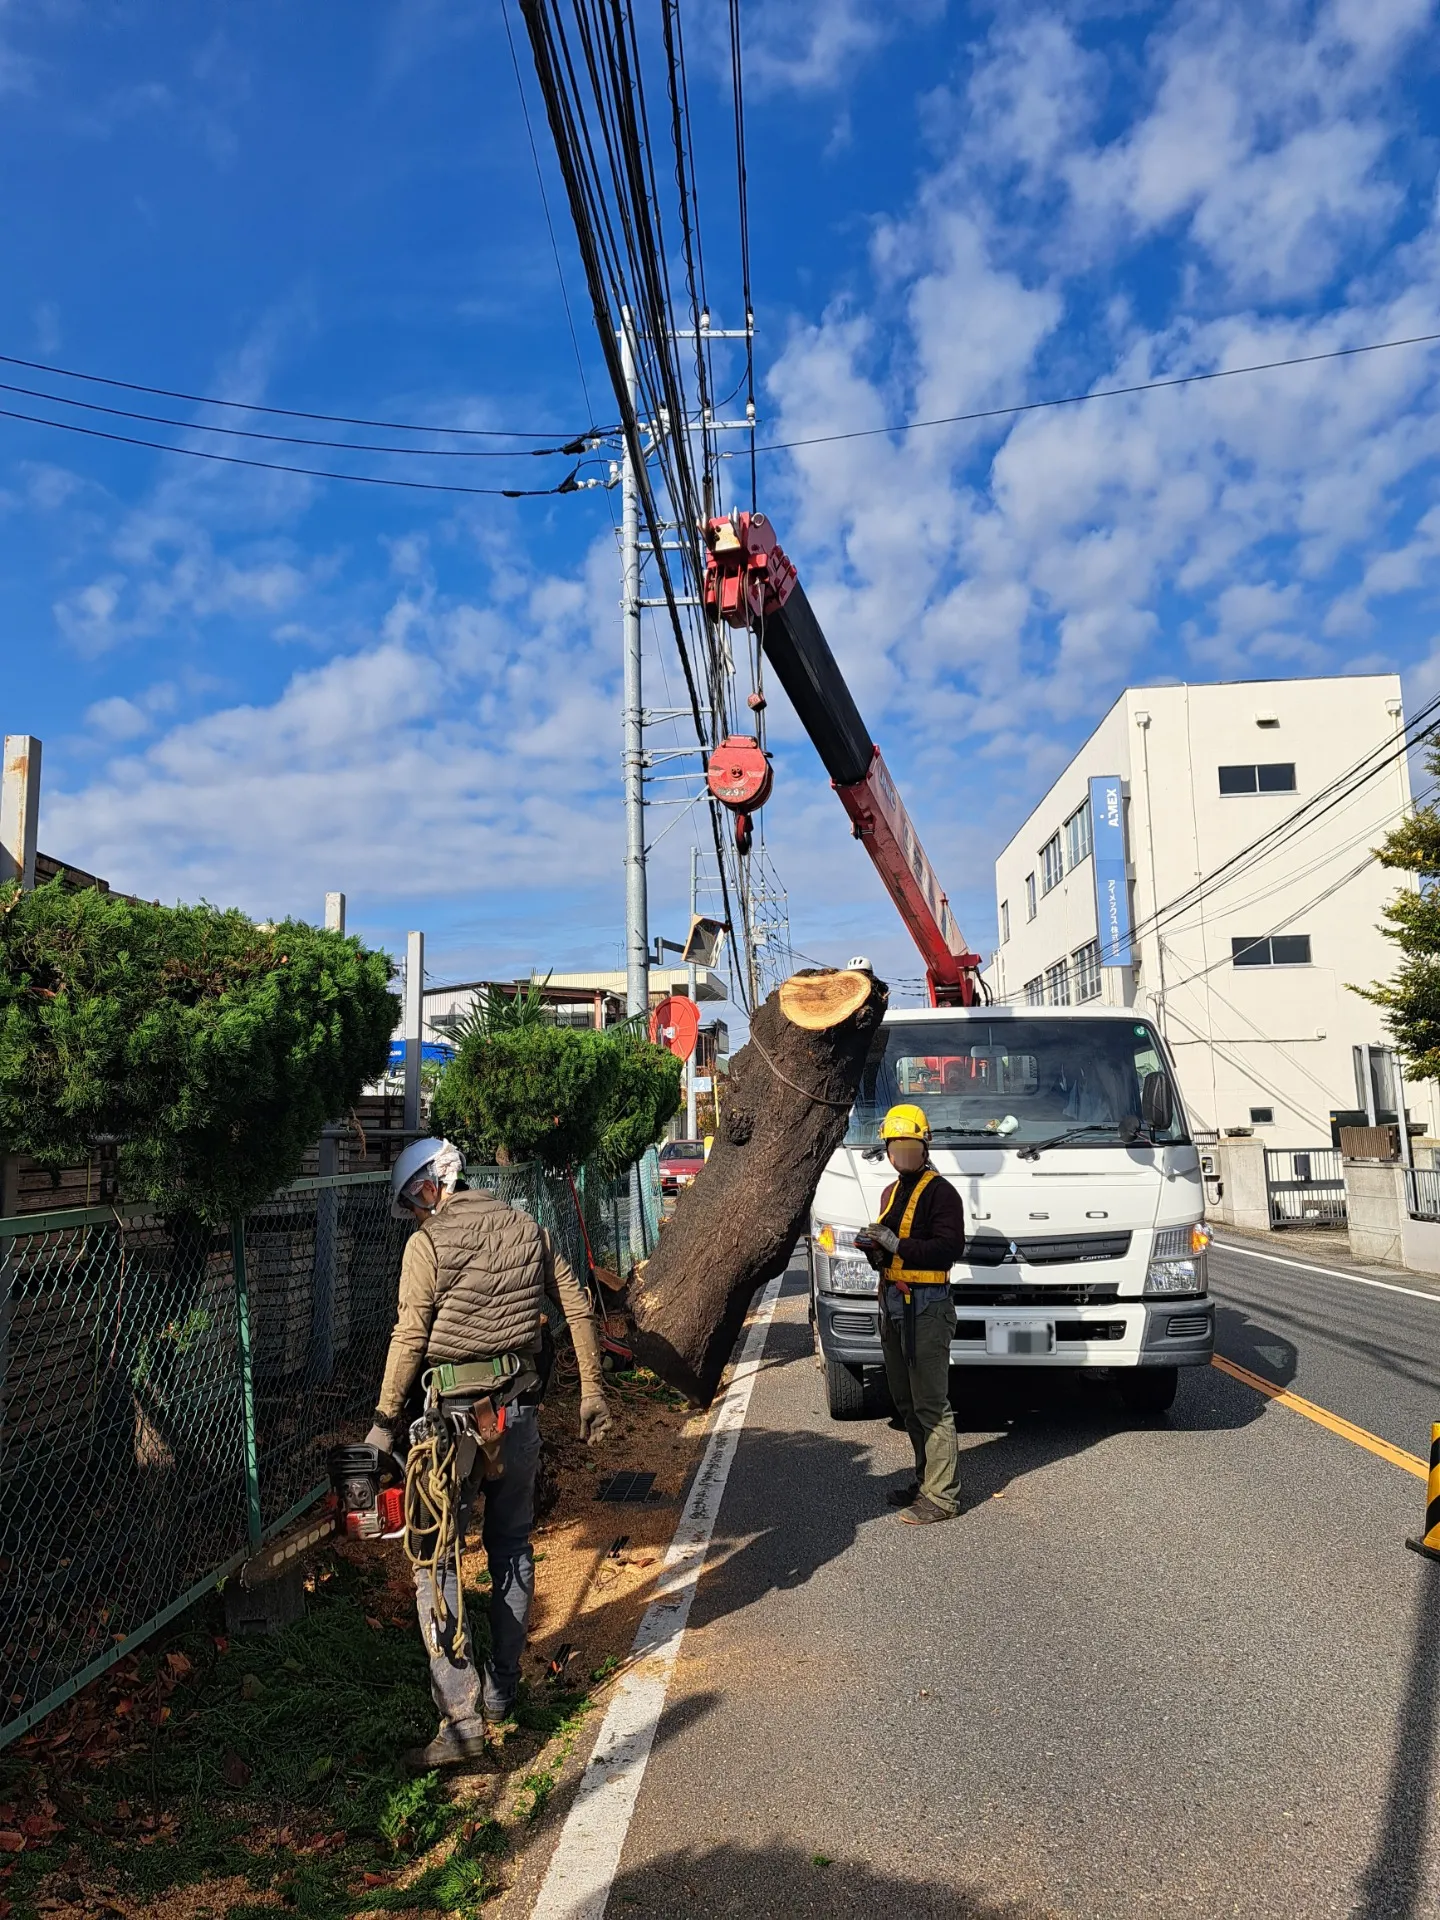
[3,0,1439,1008]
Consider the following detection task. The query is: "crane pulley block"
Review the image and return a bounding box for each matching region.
[703,512,797,627]
[706,733,773,858]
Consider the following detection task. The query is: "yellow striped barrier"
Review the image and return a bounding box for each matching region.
[1406,1424,1440,1562]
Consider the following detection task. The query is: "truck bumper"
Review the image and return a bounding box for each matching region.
[814,1293,1214,1370]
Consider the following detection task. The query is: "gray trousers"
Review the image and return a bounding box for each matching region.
[412,1403,540,1725]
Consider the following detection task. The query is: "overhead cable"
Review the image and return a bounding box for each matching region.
[0,349,610,440]
[0,404,589,497]
[0,376,589,458]
[755,329,1440,455]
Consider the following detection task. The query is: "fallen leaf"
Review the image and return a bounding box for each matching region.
[0,1836,22,1855]
[163,1651,193,1682]
[212,1636,230,1654]
[239,1673,264,1701]
[304,1756,332,1785]
[362,1872,391,1887]
[220,1754,251,1789]
[114,1802,130,1820]
[0,1894,11,1916]
[363,1616,383,1631]
[20,1815,61,1841]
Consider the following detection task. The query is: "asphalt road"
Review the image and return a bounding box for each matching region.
[545,1235,1440,1920]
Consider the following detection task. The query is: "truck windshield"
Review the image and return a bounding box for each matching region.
[844,1017,1186,1150]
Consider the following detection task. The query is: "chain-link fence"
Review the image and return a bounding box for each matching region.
[0,1151,664,1753]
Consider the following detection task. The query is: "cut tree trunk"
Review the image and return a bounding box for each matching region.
[628,967,888,1405]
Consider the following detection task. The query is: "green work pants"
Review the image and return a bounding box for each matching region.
[879,1285,961,1515]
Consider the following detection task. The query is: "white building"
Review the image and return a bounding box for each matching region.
[989,674,1420,1148]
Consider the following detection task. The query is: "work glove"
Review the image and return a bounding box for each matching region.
[866,1224,900,1257]
[579,1394,613,1445]
[364,1420,393,1452]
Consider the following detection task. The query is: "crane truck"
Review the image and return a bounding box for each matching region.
[702,512,1213,1420]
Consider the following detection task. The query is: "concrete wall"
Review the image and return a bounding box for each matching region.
[1344,1160,1406,1266]
[1203,1137,1272,1235]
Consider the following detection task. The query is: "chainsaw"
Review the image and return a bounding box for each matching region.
[237,1442,404,1587]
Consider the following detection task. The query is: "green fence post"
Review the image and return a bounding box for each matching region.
[232,1215,263,1552]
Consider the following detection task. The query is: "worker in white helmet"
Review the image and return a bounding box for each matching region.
[364,1137,612,1769]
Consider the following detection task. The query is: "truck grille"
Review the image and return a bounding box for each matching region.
[1055,1320,1126,1341]
[965,1231,1132,1268]
[950,1281,1121,1307]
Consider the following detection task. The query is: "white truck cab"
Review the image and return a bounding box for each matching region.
[809,1004,1212,1418]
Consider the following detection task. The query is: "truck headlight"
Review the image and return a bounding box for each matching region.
[1146,1222,1210,1296]
[814,1224,877,1296]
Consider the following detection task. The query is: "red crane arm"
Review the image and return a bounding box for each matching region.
[703,512,982,1007]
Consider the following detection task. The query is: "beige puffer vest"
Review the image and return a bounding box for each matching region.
[420,1189,548,1362]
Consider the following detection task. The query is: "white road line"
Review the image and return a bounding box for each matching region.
[1212,1237,1440,1305]
[529,1268,786,1920]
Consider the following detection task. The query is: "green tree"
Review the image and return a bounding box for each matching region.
[0,877,395,1222]
[432,1014,681,1175]
[1357,737,1440,1080]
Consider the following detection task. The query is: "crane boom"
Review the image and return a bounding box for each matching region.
[703,512,983,1006]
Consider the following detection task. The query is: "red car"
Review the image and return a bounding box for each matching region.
[659,1138,706,1194]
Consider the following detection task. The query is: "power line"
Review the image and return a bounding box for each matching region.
[0,349,609,440]
[0,403,590,497]
[0,376,589,459]
[1108,694,1439,962]
[754,329,1440,455]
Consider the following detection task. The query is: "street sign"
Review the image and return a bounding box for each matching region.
[649,995,700,1061]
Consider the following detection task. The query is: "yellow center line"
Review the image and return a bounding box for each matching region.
[1212,1354,1428,1480]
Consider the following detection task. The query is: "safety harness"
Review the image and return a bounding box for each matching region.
[402,1354,535,1660]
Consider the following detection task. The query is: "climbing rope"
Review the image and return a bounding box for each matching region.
[402,1414,467,1659]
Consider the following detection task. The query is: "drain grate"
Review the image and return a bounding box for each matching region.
[596,1470,658,1503]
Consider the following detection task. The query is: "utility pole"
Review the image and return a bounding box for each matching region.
[403,929,424,1133]
[687,844,699,1139]
[621,310,649,1021]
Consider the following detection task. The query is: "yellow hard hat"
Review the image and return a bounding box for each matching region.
[880,1103,931,1143]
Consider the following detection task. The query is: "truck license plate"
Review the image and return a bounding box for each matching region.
[987,1319,1055,1356]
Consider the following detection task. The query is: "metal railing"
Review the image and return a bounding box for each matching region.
[0,1151,661,1753]
[1264,1147,1348,1229]
[1406,1165,1440,1222]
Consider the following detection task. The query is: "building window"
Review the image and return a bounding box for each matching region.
[1040,832,1064,895]
[1045,958,1071,1005]
[1249,1107,1275,1124]
[1218,763,1297,795]
[1065,799,1093,870]
[1000,899,1010,944]
[1232,934,1312,967]
[1023,975,1044,1006]
[1072,939,1102,1003]
[1025,872,1037,920]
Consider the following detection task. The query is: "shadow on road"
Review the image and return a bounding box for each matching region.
[1210,1301,1299,1388]
[605,1837,1058,1918]
[1352,1563,1440,1919]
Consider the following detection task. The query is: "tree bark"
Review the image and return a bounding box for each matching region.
[628,967,888,1405]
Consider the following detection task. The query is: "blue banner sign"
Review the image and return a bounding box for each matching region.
[1088,775,1132,967]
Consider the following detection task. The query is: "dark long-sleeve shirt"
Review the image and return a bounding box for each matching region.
[878,1168,966,1271]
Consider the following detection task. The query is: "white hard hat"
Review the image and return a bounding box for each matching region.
[846,955,873,973]
[390,1136,460,1218]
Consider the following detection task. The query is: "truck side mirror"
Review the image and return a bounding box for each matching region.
[1141,1071,1173,1135]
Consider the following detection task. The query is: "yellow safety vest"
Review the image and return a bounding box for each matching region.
[879,1169,950,1288]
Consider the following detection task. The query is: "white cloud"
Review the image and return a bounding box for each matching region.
[44,543,626,923]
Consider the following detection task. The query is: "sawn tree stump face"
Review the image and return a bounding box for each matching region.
[627,967,888,1406]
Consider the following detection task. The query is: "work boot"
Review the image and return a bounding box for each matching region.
[405,1716,492,1771]
[885,1482,920,1508]
[897,1494,959,1527]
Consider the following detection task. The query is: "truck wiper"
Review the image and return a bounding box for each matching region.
[1016,1120,1142,1161]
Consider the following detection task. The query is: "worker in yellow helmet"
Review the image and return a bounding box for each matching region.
[855,1104,965,1525]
